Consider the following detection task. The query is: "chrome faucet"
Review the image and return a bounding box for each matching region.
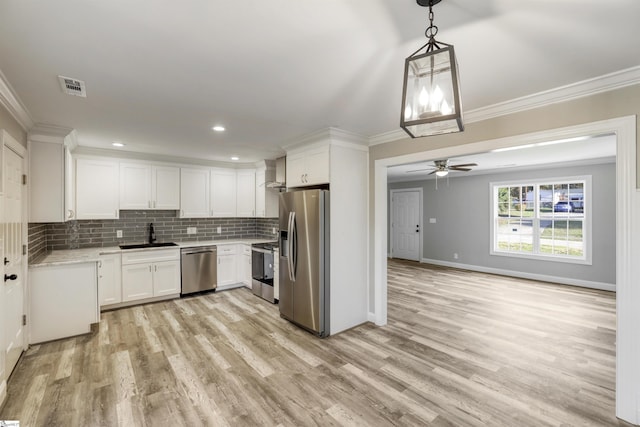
[149,223,156,244]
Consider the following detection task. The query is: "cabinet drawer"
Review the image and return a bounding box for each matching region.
[217,244,237,255]
[241,244,251,255]
[121,248,180,264]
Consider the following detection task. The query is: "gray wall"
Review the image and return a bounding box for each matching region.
[389,162,615,285]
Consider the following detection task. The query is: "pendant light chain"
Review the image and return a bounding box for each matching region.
[425,2,440,52]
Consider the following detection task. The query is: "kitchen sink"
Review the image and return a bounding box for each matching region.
[119,242,179,250]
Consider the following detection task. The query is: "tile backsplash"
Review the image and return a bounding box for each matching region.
[28,211,279,258]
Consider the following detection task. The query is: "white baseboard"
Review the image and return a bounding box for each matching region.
[420,258,616,292]
[367,311,377,323]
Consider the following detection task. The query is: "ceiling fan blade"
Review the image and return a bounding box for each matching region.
[428,170,438,175]
[450,163,477,168]
[406,167,435,173]
[450,167,473,172]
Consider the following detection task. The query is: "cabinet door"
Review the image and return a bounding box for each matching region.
[286,154,306,187]
[211,168,237,217]
[217,254,238,287]
[255,169,266,217]
[64,146,76,221]
[120,163,151,209]
[153,166,180,209]
[180,167,210,218]
[76,158,119,219]
[29,140,64,222]
[236,245,252,287]
[236,170,256,217]
[305,147,330,185]
[122,263,154,302]
[98,254,122,307]
[153,260,181,296]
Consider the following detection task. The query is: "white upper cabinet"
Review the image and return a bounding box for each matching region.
[76,158,119,219]
[286,146,329,187]
[180,167,210,218]
[255,165,278,218]
[120,163,180,210]
[211,168,237,217]
[119,163,151,209]
[28,128,77,222]
[236,169,256,217]
[153,166,180,209]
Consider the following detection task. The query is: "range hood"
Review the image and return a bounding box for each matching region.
[266,156,286,188]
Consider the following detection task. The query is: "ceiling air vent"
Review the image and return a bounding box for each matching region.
[58,75,87,97]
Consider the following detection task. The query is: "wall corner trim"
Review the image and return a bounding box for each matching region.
[0,69,34,131]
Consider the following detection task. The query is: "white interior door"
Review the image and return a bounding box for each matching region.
[4,146,25,377]
[391,189,421,261]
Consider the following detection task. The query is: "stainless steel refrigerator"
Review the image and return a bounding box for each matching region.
[279,189,330,337]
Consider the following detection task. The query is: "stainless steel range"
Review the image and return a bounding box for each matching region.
[251,242,277,303]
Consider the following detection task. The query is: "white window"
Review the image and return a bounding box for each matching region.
[490,176,591,264]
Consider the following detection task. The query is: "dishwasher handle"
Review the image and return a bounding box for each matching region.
[182,248,217,256]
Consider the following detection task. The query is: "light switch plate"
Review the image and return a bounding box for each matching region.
[429,218,436,224]
[116,230,123,238]
[217,226,222,234]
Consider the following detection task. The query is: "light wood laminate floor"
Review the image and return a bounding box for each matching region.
[1,260,632,426]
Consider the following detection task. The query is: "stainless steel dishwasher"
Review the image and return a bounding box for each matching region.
[181,246,217,295]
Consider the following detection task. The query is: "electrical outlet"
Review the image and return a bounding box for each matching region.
[217,226,222,234]
[272,227,277,234]
[116,230,123,238]
[453,253,459,260]
[187,227,197,235]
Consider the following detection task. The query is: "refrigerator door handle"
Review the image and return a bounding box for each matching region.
[288,211,296,282]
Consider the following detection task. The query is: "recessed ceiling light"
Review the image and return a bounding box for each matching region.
[230,156,239,161]
[112,142,125,147]
[212,126,225,132]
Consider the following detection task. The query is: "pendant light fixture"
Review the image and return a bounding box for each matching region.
[400,0,464,138]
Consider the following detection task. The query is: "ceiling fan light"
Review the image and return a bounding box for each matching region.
[435,170,448,177]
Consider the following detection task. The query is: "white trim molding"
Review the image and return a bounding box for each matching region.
[420,258,615,292]
[370,66,640,146]
[0,69,34,131]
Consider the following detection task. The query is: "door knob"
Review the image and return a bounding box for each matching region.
[4,274,17,282]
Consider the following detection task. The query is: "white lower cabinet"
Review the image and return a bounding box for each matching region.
[29,262,99,344]
[98,253,122,307]
[239,244,252,288]
[122,263,154,302]
[153,261,181,296]
[217,244,238,288]
[121,249,180,302]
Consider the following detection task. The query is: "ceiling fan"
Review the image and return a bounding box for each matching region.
[407,159,478,177]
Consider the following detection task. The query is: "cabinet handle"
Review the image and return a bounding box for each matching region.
[149,265,152,272]
[148,200,151,208]
[154,265,157,272]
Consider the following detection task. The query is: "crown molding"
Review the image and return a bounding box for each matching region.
[0,68,34,131]
[283,127,369,153]
[369,65,640,146]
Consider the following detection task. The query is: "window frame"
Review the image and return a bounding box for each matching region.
[489,175,592,265]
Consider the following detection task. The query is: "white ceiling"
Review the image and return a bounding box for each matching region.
[387,133,616,182]
[0,1,639,163]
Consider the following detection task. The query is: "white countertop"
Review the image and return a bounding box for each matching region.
[30,238,278,268]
